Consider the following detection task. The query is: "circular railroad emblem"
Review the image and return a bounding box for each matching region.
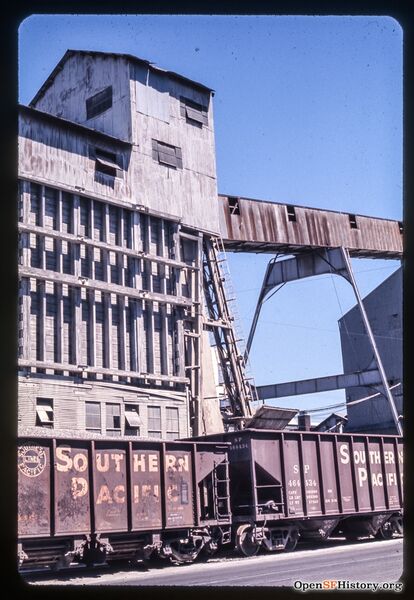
[18,446,47,477]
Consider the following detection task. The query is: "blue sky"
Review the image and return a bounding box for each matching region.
[19,15,402,421]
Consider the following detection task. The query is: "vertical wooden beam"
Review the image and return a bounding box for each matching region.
[119,208,125,287]
[55,283,63,364]
[103,204,110,282]
[72,196,81,366]
[171,223,184,378]
[118,295,126,371]
[130,210,143,374]
[55,192,63,367]
[88,289,96,366]
[38,185,46,271]
[19,181,32,362]
[38,280,46,362]
[56,190,63,273]
[193,233,204,435]
[104,292,112,369]
[145,215,154,375]
[159,220,169,376]
[119,207,124,249]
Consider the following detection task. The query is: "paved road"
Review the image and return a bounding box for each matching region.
[29,537,404,588]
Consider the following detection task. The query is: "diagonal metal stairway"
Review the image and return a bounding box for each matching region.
[202,236,257,427]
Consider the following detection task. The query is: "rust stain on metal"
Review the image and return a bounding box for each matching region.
[55,443,91,534]
[93,444,128,533]
[218,195,403,258]
[18,443,51,536]
[164,450,194,527]
[131,447,162,530]
[212,430,403,523]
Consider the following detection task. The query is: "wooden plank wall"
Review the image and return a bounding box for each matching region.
[18,179,200,390]
[33,53,133,142]
[18,376,189,438]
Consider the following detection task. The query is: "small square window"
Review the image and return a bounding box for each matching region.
[286,205,297,222]
[228,197,240,216]
[86,86,113,120]
[92,147,120,178]
[180,97,208,127]
[152,140,183,169]
[36,398,53,428]
[125,404,141,436]
[349,214,358,229]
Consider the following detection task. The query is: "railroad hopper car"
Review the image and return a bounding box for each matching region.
[197,429,403,556]
[18,435,232,569]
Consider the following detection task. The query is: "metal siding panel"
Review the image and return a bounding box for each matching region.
[382,440,400,509]
[93,444,128,532]
[367,439,387,510]
[18,442,51,537]
[164,450,194,527]
[336,437,357,513]
[283,437,305,517]
[54,442,91,534]
[319,438,340,514]
[301,437,322,515]
[219,196,403,257]
[130,448,162,529]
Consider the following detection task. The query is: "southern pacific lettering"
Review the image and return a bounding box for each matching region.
[17,431,402,569]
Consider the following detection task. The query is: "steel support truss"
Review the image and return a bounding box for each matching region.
[246,247,402,436]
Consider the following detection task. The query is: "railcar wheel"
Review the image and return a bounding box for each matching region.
[375,521,394,540]
[284,533,298,552]
[236,525,261,557]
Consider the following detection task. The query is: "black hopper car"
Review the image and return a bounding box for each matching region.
[17,428,403,569]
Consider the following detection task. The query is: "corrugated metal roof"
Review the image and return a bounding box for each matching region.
[245,405,298,430]
[30,49,214,107]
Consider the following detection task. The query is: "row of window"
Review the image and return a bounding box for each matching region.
[227,197,389,233]
[35,398,180,439]
[91,138,184,180]
[86,87,205,178]
[86,85,208,128]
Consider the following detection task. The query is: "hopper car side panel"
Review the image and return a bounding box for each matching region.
[17,436,232,568]
[199,430,403,522]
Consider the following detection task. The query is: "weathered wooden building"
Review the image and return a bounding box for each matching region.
[18,50,403,441]
[18,50,253,440]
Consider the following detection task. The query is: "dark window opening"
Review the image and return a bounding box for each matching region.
[125,404,141,436]
[398,221,403,234]
[152,140,183,169]
[93,147,120,177]
[86,86,113,120]
[228,196,240,216]
[106,403,121,436]
[36,398,54,428]
[286,205,297,222]
[349,214,358,229]
[180,97,208,127]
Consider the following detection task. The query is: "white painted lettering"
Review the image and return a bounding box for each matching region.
[358,467,367,487]
[339,444,349,464]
